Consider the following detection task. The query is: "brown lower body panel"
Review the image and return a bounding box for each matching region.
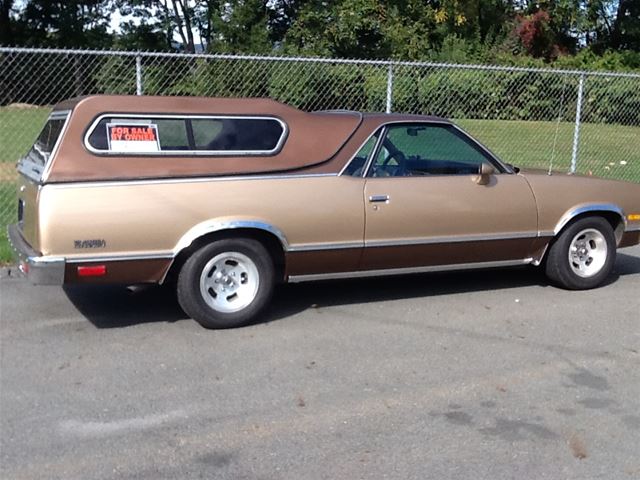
[530,237,554,263]
[61,236,566,285]
[285,237,542,277]
[285,248,362,277]
[619,231,640,248]
[55,231,636,285]
[360,238,538,271]
[64,258,172,284]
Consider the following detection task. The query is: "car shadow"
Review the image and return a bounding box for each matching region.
[614,251,640,276]
[63,252,639,329]
[63,283,188,328]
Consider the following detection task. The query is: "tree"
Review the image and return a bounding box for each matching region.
[383,0,439,60]
[207,0,272,53]
[117,0,202,52]
[513,10,561,59]
[113,21,168,50]
[164,0,196,52]
[611,0,640,50]
[2,0,638,70]
[0,0,14,45]
[16,0,113,48]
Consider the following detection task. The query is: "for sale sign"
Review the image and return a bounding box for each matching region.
[107,123,160,152]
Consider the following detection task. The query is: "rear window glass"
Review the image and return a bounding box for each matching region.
[18,111,69,181]
[86,115,286,155]
[25,115,67,168]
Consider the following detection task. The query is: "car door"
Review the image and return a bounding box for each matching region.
[360,122,538,271]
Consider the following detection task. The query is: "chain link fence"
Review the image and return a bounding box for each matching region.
[1,47,639,254]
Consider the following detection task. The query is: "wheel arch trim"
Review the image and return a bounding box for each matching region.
[160,220,289,284]
[533,204,626,267]
[172,220,290,256]
[551,204,626,236]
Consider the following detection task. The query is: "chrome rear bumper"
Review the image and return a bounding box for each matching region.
[7,224,65,285]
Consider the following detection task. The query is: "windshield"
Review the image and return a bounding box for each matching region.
[18,111,69,181]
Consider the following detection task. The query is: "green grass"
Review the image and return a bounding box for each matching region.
[0,107,638,263]
[458,119,640,182]
[0,181,16,265]
[0,107,51,164]
[0,107,51,264]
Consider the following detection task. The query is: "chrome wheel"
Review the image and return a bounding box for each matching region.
[568,228,608,278]
[199,251,260,313]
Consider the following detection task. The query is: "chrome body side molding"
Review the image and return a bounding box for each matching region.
[287,258,533,283]
[65,252,174,263]
[44,172,338,189]
[364,231,538,248]
[288,241,362,252]
[288,232,540,253]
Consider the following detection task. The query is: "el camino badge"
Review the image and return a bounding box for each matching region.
[107,123,160,153]
[74,239,106,249]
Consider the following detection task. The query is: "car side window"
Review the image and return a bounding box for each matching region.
[344,133,379,176]
[157,119,190,150]
[86,115,286,155]
[191,118,284,151]
[368,124,494,177]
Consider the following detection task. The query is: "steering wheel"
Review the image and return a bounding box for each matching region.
[380,150,407,176]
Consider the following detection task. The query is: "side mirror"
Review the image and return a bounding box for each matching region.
[475,163,495,185]
[506,162,520,174]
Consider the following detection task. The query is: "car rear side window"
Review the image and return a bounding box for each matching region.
[191,118,284,152]
[25,115,67,167]
[17,110,70,182]
[86,115,287,155]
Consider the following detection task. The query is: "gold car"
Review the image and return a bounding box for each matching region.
[8,95,640,328]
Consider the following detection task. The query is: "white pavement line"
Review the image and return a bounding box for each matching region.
[58,409,189,438]
[0,317,87,339]
[34,317,87,328]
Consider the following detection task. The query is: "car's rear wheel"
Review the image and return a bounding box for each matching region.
[544,216,616,290]
[177,238,275,328]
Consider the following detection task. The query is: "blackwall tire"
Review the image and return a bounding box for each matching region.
[544,217,616,290]
[177,238,275,329]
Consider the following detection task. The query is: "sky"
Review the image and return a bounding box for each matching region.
[107,2,203,45]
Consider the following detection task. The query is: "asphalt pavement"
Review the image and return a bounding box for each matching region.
[1,246,639,479]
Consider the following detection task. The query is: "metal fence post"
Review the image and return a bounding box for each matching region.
[135,55,143,95]
[570,73,585,174]
[386,64,393,113]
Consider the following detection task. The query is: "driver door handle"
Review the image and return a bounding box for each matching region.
[369,195,390,203]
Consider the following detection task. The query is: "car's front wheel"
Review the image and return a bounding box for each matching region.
[177,238,275,328]
[544,216,616,290]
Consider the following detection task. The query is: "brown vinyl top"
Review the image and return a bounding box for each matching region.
[46,95,450,182]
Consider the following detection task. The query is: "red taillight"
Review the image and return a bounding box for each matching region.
[77,265,107,277]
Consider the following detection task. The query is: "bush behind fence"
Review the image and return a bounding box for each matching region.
[1,47,639,254]
[3,50,640,123]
